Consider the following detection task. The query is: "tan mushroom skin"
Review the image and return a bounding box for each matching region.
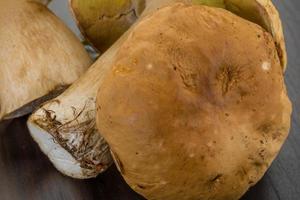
[0,0,92,120]
[97,4,291,200]
[70,0,146,52]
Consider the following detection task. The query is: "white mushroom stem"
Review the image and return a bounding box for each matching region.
[27,0,286,179]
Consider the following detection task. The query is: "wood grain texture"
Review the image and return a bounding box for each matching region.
[0,0,299,199]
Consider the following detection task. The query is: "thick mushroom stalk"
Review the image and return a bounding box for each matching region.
[28,0,287,179]
[0,0,92,120]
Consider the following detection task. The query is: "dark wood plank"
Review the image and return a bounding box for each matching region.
[0,0,299,199]
[0,118,143,200]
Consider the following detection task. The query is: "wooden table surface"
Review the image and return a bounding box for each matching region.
[1,0,299,199]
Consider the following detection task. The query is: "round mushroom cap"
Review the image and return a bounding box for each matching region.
[97,4,291,200]
[70,0,145,52]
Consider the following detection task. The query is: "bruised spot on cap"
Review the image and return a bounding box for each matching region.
[262,61,271,71]
[147,63,153,70]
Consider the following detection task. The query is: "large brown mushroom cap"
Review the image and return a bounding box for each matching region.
[97,3,291,200]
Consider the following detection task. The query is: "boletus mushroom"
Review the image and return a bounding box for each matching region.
[96,3,291,200]
[0,0,92,120]
[28,0,288,179]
